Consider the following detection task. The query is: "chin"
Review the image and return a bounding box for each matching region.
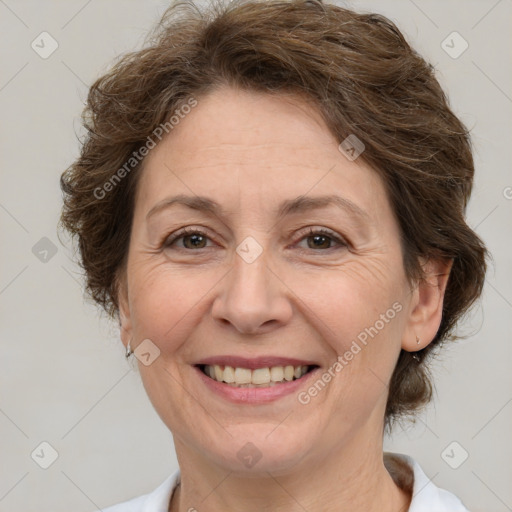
[203,425,315,475]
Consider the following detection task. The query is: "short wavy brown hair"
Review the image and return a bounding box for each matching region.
[59,0,489,429]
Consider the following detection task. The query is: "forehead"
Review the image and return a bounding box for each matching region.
[135,87,393,225]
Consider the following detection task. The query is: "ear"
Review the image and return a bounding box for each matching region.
[116,268,133,350]
[402,256,454,352]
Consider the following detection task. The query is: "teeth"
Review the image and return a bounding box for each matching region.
[252,368,271,385]
[202,364,312,386]
[214,365,223,381]
[223,366,235,383]
[234,367,252,384]
[270,366,284,382]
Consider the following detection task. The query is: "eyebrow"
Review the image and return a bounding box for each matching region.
[146,193,371,223]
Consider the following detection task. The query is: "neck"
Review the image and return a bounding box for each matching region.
[170,431,411,512]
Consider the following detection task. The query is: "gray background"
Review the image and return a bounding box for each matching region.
[0,0,510,511]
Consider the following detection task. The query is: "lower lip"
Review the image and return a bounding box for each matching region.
[193,366,320,404]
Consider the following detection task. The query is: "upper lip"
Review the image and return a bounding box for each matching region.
[194,356,319,370]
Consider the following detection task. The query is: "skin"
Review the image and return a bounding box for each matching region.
[118,85,452,512]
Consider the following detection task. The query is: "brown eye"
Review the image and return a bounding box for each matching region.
[296,228,347,251]
[181,232,208,249]
[307,233,332,249]
[164,228,212,250]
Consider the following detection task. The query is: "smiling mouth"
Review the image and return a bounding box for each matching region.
[197,364,319,388]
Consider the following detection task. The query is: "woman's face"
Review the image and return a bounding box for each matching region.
[118,86,435,475]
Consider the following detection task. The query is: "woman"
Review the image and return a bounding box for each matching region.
[59,0,488,510]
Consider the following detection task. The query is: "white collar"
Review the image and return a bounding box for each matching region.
[390,453,470,511]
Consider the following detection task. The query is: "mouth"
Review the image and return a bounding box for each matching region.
[195,363,320,388]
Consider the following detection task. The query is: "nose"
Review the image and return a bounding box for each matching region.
[211,247,293,335]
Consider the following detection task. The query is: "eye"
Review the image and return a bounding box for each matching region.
[163,226,348,252]
[163,227,214,250]
[294,227,348,251]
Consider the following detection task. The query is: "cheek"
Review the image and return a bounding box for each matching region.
[128,262,218,347]
[295,259,402,339]
[290,261,405,403]
[304,271,404,427]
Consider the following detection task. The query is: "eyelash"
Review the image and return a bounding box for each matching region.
[163,226,348,253]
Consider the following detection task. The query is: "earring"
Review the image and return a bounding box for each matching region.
[412,335,421,362]
[125,338,133,358]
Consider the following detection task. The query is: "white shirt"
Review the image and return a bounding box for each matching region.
[99,453,470,512]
